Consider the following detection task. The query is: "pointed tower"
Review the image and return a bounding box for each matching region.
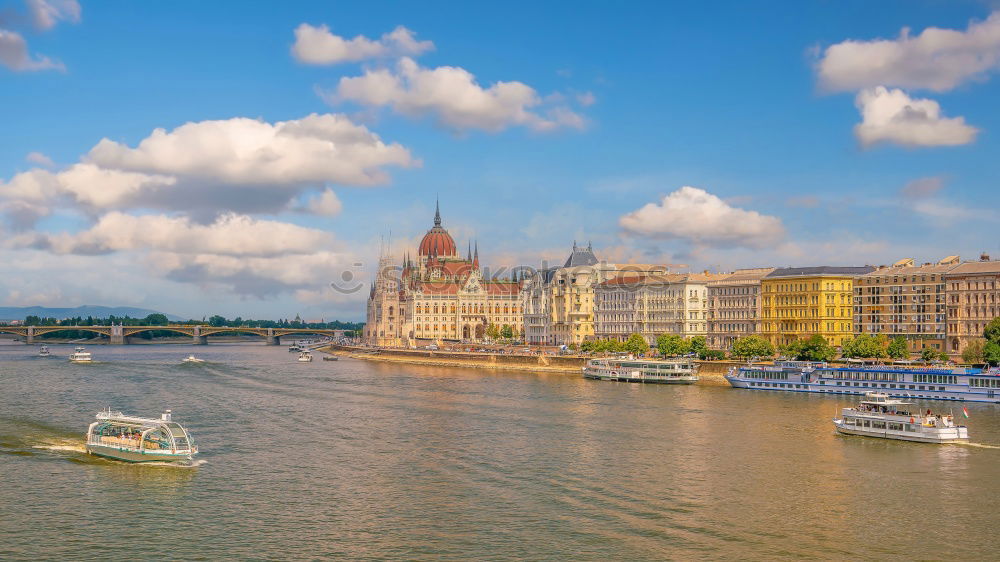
[467,241,472,262]
[473,241,480,270]
[434,196,442,227]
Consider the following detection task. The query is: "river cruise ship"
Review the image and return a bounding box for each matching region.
[726,361,1000,403]
[833,393,969,443]
[583,357,699,384]
[85,409,198,463]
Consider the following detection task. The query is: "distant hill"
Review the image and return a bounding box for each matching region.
[0,305,186,322]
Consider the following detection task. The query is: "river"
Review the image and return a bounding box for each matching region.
[2,342,998,560]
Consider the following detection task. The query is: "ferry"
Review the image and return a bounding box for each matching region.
[181,354,205,363]
[297,350,313,362]
[288,344,302,352]
[833,393,969,443]
[726,361,1000,403]
[38,345,50,357]
[583,357,699,384]
[68,346,92,363]
[85,409,198,463]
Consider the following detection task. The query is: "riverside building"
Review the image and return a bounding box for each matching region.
[364,203,522,347]
[853,257,958,355]
[944,255,1000,355]
[706,268,775,350]
[761,266,874,348]
[594,271,730,343]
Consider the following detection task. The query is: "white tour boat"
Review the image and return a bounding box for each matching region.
[85,409,198,463]
[68,346,92,363]
[583,357,699,384]
[38,345,51,357]
[181,354,205,363]
[833,392,969,444]
[298,350,313,362]
[288,344,302,352]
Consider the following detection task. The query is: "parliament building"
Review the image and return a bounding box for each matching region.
[364,203,523,346]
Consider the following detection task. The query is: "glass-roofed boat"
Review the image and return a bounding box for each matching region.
[85,408,198,463]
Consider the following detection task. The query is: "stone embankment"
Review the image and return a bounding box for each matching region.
[322,344,737,382]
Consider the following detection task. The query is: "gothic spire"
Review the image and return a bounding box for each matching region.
[473,241,479,270]
[434,196,441,227]
[467,241,472,261]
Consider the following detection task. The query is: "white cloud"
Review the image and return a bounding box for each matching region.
[25,151,55,167]
[291,24,433,65]
[0,113,416,225]
[27,0,81,31]
[88,114,415,186]
[576,91,596,106]
[298,188,342,216]
[0,29,63,71]
[854,87,978,148]
[330,57,586,132]
[619,186,785,248]
[817,11,1000,92]
[20,212,335,257]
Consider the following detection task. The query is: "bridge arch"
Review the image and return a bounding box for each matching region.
[122,326,198,338]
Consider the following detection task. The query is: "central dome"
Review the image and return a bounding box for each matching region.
[417,200,458,257]
[419,226,458,257]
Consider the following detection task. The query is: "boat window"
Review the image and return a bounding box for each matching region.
[872,421,886,429]
[862,420,870,427]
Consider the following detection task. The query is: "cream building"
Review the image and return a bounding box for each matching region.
[594,272,730,343]
[706,268,774,350]
[944,255,1000,355]
[853,257,957,355]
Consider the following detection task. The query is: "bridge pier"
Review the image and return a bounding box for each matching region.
[267,335,281,346]
[26,327,34,345]
[193,335,207,345]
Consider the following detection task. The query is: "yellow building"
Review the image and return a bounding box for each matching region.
[761,266,874,347]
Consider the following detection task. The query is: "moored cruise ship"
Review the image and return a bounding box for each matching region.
[583,357,699,384]
[726,361,1000,403]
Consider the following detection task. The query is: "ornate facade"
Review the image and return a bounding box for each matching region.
[364,203,523,346]
[706,267,774,350]
[944,256,1000,355]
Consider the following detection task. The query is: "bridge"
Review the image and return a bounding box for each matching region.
[0,325,348,345]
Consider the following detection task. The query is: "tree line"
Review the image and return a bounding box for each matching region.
[567,317,1000,366]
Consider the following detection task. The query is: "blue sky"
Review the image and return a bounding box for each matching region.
[1,1,999,320]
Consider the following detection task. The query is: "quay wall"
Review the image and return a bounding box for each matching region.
[323,344,735,381]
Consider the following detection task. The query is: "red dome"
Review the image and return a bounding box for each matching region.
[418,226,457,257]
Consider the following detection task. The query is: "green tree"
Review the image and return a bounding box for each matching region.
[921,348,942,363]
[886,336,909,359]
[208,315,227,327]
[688,336,708,356]
[485,323,500,340]
[656,334,690,357]
[984,342,1000,367]
[625,333,650,355]
[962,339,986,365]
[500,324,514,339]
[841,334,887,359]
[788,335,836,362]
[983,317,1000,344]
[143,313,169,326]
[731,335,775,359]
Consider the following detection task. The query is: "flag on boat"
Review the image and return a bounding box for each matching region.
[962,406,969,419]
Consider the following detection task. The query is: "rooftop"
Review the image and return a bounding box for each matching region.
[765,266,875,278]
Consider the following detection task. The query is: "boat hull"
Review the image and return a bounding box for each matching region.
[86,443,193,463]
[832,420,969,444]
[725,375,1000,403]
[583,371,698,384]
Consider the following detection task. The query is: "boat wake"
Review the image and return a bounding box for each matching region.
[961,442,1000,449]
[32,441,87,454]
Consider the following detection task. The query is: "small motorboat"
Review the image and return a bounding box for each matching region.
[182,355,205,363]
[297,350,313,362]
[86,408,198,463]
[69,346,92,363]
[38,345,51,357]
[322,355,339,361]
[288,344,302,352]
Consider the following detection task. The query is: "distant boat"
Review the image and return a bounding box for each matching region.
[297,350,313,362]
[322,355,339,361]
[288,344,302,352]
[38,345,51,357]
[69,347,92,363]
[181,355,205,364]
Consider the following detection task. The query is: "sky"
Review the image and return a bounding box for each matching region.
[1,1,999,321]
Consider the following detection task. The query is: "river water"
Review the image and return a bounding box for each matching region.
[2,342,999,560]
